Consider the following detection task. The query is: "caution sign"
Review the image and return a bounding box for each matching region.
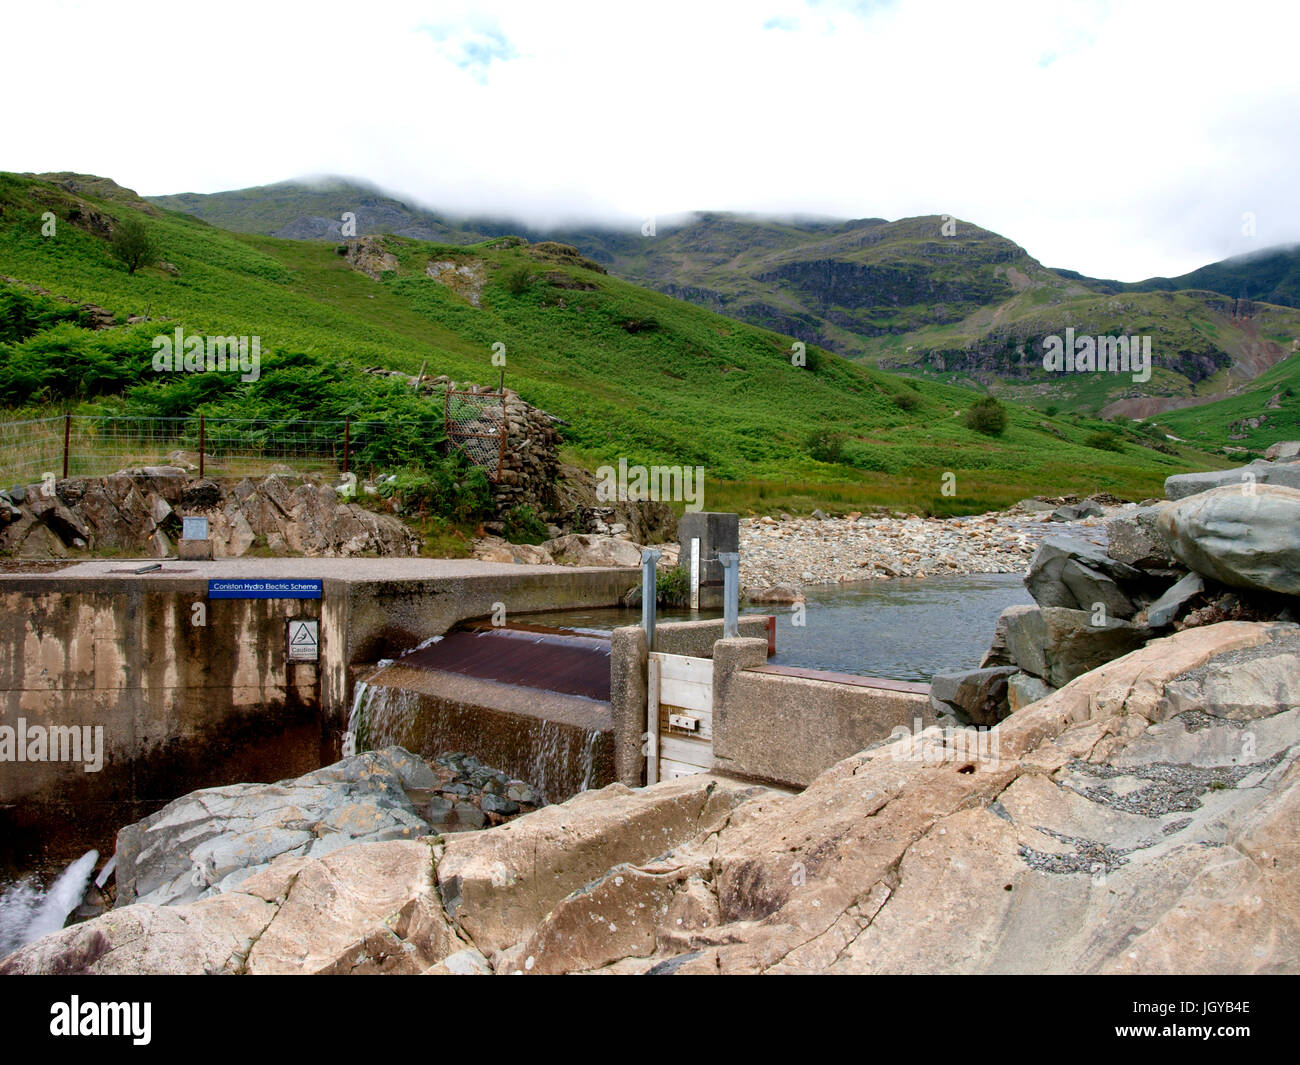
[287,619,319,662]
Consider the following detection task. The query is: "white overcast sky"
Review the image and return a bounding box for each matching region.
[6,0,1298,280]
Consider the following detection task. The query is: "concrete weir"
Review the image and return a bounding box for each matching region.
[0,558,637,873]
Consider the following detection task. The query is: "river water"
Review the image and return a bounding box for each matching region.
[517,571,1034,682]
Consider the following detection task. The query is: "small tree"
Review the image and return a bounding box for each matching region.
[964,396,1008,436]
[806,429,848,463]
[110,217,156,276]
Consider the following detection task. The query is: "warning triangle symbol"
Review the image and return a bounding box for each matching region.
[290,623,316,645]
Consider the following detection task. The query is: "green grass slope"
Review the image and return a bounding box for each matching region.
[0,171,1230,515]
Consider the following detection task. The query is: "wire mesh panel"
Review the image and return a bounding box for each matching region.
[0,412,495,485]
[444,389,506,481]
[0,417,67,486]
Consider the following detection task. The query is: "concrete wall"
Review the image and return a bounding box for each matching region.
[0,580,323,874]
[711,638,933,790]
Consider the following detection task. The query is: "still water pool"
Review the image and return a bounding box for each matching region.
[517,572,1033,683]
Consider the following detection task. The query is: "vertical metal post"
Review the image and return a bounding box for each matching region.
[62,413,70,479]
[198,415,205,479]
[689,537,701,610]
[719,551,739,638]
[343,416,350,477]
[640,547,661,651]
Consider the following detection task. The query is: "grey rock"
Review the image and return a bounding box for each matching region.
[1025,537,1145,617]
[1107,504,1179,568]
[1156,484,1300,595]
[1264,441,1300,462]
[929,666,1018,726]
[1007,672,1055,712]
[1050,501,1103,521]
[114,747,437,908]
[481,793,521,816]
[1146,573,1207,628]
[1005,606,1150,687]
[981,604,1036,668]
[1164,460,1300,501]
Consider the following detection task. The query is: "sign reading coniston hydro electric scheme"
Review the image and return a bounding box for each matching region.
[207,579,323,599]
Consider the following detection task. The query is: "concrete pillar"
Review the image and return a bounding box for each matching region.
[609,625,649,787]
[710,636,769,773]
[678,512,739,611]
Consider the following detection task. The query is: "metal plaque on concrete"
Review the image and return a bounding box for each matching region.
[287,619,319,662]
[181,516,209,541]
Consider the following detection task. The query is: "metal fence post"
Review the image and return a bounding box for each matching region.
[62,413,70,479]
[343,416,350,477]
[719,551,739,638]
[641,547,662,651]
[198,415,205,479]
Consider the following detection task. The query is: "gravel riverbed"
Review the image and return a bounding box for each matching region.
[738,505,1114,589]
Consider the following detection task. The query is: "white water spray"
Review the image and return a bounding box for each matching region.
[0,849,98,957]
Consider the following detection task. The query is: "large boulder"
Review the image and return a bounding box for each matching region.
[1024,537,1146,619]
[544,533,643,568]
[980,604,1035,668]
[1156,484,1300,596]
[1164,460,1300,500]
[1263,441,1300,462]
[114,748,438,908]
[1005,606,1149,687]
[929,666,1018,725]
[1106,503,1179,569]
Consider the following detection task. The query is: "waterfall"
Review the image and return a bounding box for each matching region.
[0,849,99,957]
[350,672,603,804]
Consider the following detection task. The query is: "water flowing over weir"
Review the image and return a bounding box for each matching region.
[0,849,98,957]
[348,625,616,802]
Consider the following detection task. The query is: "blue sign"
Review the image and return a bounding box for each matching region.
[208,579,322,599]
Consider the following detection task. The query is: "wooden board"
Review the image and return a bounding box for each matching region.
[649,652,714,783]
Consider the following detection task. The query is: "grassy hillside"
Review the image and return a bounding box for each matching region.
[0,172,1231,517]
[1090,244,1300,310]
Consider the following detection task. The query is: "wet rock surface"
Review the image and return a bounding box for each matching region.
[111,748,541,910]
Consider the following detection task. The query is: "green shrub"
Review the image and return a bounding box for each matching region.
[501,265,535,296]
[656,565,689,607]
[805,428,848,463]
[376,462,492,522]
[1044,404,1059,417]
[1084,431,1124,452]
[964,396,1007,436]
[893,391,920,412]
[503,503,548,545]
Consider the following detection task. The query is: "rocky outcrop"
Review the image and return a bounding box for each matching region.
[344,236,399,281]
[113,748,543,910]
[0,471,418,559]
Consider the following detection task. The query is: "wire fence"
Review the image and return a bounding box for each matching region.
[0,409,508,487]
[444,389,507,475]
